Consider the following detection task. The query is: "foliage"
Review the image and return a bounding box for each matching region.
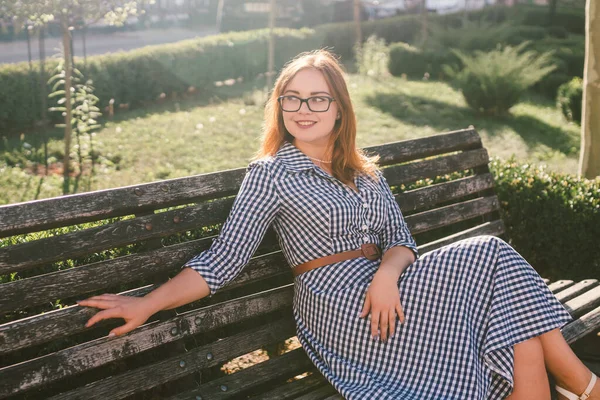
[47,60,102,181]
[423,20,514,53]
[354,35,390,78]
[388,42,450,80]
[443,42,556,116]
[490,157,600,281]
[557,77,583,125]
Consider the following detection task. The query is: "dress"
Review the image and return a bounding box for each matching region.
[183,141,573,399]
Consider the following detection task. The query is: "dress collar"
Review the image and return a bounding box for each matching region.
[276,141,322,173]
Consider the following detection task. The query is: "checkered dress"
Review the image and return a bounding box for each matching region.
[184,141,573,399]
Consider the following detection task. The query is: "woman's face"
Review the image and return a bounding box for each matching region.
[280,68,339,148]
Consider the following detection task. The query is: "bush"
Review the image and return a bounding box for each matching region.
[388,42,453,80]
[354,35,390,78]
[424,20,514,53]
[443,42,556,116]
[490,158,600,281]
[557,77,583,125]
[0,28,321,134]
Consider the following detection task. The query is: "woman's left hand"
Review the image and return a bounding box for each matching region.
[359,270,405,342]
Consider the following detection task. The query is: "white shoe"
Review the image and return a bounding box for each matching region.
[556,373,598,400]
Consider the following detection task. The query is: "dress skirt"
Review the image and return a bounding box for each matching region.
[293,235,574,400]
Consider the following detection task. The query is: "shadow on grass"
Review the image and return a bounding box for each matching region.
[365,91,578,156]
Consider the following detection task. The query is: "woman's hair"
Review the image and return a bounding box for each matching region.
[252,49,381,183]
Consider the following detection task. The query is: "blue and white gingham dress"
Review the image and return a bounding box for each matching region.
[184,141,573,399]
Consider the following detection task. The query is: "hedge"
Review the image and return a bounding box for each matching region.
[490,158,600,281]
[0,28,321,134]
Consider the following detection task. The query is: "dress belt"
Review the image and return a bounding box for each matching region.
[293,243,382,277]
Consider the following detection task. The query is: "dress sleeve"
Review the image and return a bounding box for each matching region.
[182,161,280,296]
[377,170,419,261]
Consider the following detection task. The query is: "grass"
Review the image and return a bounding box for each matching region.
[0,73,581,206]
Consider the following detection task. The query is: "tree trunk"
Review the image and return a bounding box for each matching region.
[549,0,558,25]
[354,0,361,46]
[267,0,275,89]
[579,0,600,179]
[39,25,48,175]
[61,16,73,194]
[216,0,224,32]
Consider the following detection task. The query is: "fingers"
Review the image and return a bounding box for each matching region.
[388,307,396,339]
[379,310,389,341]
[85,307,123,328]
[370,311,379,339]
[359,295,371,319]
[396,302,405,324]
[109,320,139,337]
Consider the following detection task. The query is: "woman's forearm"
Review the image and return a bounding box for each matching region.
[376,246,416,281]
[143,267,212,314]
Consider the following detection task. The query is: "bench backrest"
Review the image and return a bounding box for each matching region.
[0,128,503,399]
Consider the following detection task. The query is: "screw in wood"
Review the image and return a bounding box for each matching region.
[134,188,143,196]
[194,316,202,326]
[145,223,153,231]
[196,396,203,400]
[179,360,186,368]
[206,352,213,360]
[220,385,228,392]
[161,185,169,192]
[170,327,178,336]
[173,216,181,224]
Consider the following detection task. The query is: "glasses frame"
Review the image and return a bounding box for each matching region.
[277,95,336,113]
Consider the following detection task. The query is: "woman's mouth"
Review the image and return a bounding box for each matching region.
[296,121,316,129]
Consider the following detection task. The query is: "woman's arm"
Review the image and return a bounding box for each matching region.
[77,267,211,336]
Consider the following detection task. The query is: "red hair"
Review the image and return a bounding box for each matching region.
[252,49,380,184]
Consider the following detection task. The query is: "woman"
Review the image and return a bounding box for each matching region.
[78,50,598,400]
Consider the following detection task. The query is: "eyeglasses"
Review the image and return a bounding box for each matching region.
[278,95,336,112]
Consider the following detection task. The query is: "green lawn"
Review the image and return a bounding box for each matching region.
[0,74,581,206]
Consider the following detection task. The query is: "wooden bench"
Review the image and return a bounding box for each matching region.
[1,128,599,400]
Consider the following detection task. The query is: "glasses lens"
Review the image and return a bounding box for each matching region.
[281,96,300,111]
[308,96,330,112]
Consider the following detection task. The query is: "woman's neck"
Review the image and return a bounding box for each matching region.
[292,139,332,163]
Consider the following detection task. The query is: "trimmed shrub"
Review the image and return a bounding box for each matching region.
[490,158,600,281]
[0,28,321,134]
[557,77,583,125]
[443,42,556,116]
[424,20,514,53]
[388,42,453,80]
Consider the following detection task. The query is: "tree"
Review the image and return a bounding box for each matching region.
[579,0,600,178]
[2,0,141,194]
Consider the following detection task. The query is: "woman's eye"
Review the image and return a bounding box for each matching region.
[312,97,326,102]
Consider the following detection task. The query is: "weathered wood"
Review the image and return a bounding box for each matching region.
[0,236,285,314]
[0,129,480,238]
[248,373,327,400]
[417,221,505,255]
[405,196,500,235]
[368,128,482,165]
[555,280,599,303]
[323,394,345,400]
[384,148,489,186]
[47,318,297,400]
[563,286,600,318]
[164,348,313,400]
[563,306,600,344]
[0,251,292,355]
[0,285,294,397]
[548,280,576,294]
[397,173,495,213]
[1,197,236,274]
[0,169,245,238]
[293,385,339,400]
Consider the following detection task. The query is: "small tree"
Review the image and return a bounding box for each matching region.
[2,0,142,194]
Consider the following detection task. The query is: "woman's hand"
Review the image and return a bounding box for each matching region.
[77,294,156,337]
[359,270,405,342]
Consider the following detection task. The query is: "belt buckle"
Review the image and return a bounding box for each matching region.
[361,243,381,261]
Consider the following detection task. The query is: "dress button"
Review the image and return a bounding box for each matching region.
[363,236,371,243]
[362,203,368,208]
[361,224,368,232]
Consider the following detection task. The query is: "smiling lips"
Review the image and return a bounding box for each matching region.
[296,121,316,128]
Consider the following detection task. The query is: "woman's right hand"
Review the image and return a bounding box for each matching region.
[77,294,156,337]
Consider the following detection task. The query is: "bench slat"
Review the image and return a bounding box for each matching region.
[0,129,480,238]
[563,306,600,344]
[0,285,294,397]
[293,385,339,400]
[0,197,236,274]
[2,171,495,275]
[555,280,599,303]
[46,318,297,400]
[247,373,327,400]
[548,280,576,293]
[163,348,313,400]
[406,196,500,235]
[398,173,495,213]
[384,149,489,186]
[417,220,505,254]
[564,286,600,318]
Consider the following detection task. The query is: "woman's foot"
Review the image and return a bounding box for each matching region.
[556,372,600,400]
